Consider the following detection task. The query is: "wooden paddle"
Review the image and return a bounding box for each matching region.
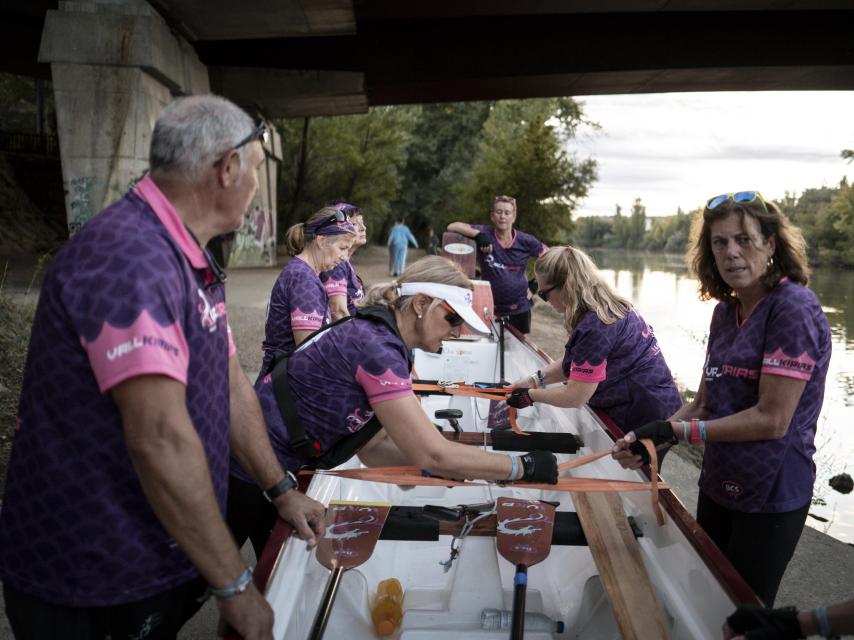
[307,501,391,640]
[496,498,557,640]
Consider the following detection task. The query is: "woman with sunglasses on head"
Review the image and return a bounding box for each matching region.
[611,192,831,607]
[321,203,367,321]
[259,206,356,376]
[447,195,547,334]
[227,256,560,555]
[505,246,681,444]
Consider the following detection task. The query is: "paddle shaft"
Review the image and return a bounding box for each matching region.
[512,563,527,640]
[307,565,344,640]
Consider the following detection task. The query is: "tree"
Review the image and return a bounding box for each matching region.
[276,106,416,242]
[393,102,492,236]
[456,98,597,243]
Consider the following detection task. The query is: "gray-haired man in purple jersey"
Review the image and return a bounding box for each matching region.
[0,96,324,640]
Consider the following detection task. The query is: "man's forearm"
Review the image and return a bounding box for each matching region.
[229,358,288,490]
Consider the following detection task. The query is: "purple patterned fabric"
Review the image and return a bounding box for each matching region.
[232,318,411,480]
[0,184,232,606]
[261,257,330,373]
[321,258,364,315]
[699,279,831,513]
[470,224,546,315]
[560,309,682,431]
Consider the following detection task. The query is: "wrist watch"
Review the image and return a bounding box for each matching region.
[262,471,298,502]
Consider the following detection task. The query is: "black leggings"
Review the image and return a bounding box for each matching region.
[696,491,809,606]
[226,474,280,559]
[3,578,207,640]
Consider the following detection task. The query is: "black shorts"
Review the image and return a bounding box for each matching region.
[696,491,809,606]
[505,309,532,334]
[226,474,279,559]
[3,577,207,640]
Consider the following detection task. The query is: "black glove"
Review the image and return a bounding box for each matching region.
[520,451,559,484]
[474,232,492,252]
[627,420,677,464]
[726,604,803,640]
[507,388,534,409]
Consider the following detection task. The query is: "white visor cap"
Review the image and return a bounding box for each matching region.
[397,282,490,334]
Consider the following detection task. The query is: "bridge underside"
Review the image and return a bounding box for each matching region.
[1,0,852,266]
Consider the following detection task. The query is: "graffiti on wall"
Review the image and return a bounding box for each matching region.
[67,176,96,235]
[227,205,276,267]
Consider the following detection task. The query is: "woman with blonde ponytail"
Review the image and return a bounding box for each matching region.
[228,256,559,555]
[506,246,681,440]
[260,206,356,374]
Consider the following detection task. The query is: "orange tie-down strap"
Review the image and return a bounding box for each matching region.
[301,439,667,526]
[411,382,527,435]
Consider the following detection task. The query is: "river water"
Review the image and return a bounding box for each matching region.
[586,249,854,544]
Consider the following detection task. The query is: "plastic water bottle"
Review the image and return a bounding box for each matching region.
[480,608,565,633]
[371,578,404,636]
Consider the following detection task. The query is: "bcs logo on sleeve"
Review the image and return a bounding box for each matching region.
[722,480,743,499]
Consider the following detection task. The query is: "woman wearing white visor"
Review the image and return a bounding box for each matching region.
[227,256,559,555]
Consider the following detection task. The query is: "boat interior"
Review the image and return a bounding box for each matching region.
[263,329,737,639]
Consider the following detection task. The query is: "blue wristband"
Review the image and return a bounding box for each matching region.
[698,420,707,442]
[815,606,832,638]
[507,455,519,481]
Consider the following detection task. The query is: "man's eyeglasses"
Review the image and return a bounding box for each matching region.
[706,191,768,214]
[440,302,464,327]
[234,122,269,150]
[537,284,557,302]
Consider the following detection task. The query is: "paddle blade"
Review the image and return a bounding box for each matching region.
[315,501,391,571]
[496,498,556,568]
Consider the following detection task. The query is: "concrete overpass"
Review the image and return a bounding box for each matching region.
[2,0,853,265]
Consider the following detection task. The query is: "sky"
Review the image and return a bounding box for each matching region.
[570,91,854,218]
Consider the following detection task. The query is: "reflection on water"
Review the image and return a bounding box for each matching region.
[588,249,854,544]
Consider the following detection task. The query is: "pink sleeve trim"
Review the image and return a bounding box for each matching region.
[355,365,413,404]
[324,277,348,297]
[290,308,325,331]
[538,244,549,256]
[227,321,237,358]
[761,348,816,381]
[569,359,607,383]
[81,309,190,393]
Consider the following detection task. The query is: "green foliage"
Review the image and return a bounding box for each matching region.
[455,98,597,243]
[644,207,695,253]
[393,102,492,236]
[276,106,417,242]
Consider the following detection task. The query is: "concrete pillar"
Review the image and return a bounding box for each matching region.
[38,0,210,235]
[226,123,282,268]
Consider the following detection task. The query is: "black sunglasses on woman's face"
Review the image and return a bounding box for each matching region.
[440,302,464,327]
[537,284,557,302]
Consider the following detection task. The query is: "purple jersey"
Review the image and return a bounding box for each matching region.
[233,317,412,479]
[699,279,831,513]
[561,309,682,431]
[321,257,364,315]
[471,224,546,315]
[0,176,235,606]
[261,257,329,373]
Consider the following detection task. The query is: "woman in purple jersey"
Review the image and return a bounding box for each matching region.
[228,257,560,554]
[612,192,831,606]
[321,202,367,321]
[505,246,681,441]
[260,207,356,374]
[447,195,547,334]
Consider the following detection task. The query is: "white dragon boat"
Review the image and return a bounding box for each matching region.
[248,316,758,640]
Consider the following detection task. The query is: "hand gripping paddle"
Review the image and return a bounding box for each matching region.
[307,501,391,640]
[496,498,557,640]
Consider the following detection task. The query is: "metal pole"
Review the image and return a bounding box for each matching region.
[499,318,505,381]
[307,566,344,640]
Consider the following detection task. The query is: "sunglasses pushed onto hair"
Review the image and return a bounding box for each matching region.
[234,122,270,150]
[310,209,350,231]
[706,191,768,213]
